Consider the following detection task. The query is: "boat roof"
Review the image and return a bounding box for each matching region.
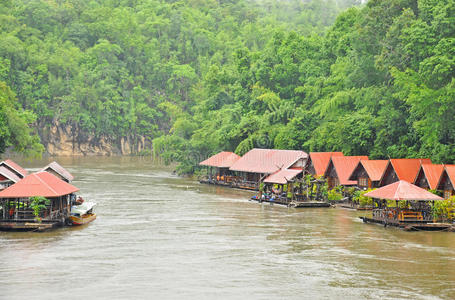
[71,202,96,215]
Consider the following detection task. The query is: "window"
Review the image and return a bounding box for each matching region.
[359,177,368,187]
[444,190,452,199]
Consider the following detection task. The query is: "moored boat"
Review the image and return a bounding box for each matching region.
[70,201,97,225]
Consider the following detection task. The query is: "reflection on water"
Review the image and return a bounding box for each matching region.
[1,157,454,299]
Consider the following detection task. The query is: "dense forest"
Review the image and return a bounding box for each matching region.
[0,0,454,173]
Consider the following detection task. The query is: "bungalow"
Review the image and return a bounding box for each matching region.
[0,165,21,191]
[324,156,369,189]
[379,158,432,187]
[0,171,79,230]
[348,160,389,189]
[304,152,344,177]
[261,168,304,204]
[436,165,455,199]
[229,148,308,190]
[0,159,28,179]
[41,161,74,183]
[199,151,241,186]
[414,164,444,191]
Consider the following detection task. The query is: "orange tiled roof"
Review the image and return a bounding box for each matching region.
[389,158,432,183]
[309,152,344,176]
[417,164,444,190]
[328,156,369,185]
[359,160,389,181]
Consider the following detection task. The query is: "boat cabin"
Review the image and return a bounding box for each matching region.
[0,171,79,230]
[348,160,388,189]
[324,156,369,189]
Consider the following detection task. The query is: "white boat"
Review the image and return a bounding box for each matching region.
[70,202,97,225]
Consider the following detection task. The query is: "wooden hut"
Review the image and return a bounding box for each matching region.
[324,156,369,189]
[304,152,344,177]
[261,169,303,205]
[360,180,451,231]
[436,165,455,199]
[413,164,444,191]
[0,165,21,191]
[0,159,28,179]
[229,149,308,190]
[379,158,431,187]
[0,171,79,230]
[348,160,388,189]
[41,161,74,183]
[199,151,240,186]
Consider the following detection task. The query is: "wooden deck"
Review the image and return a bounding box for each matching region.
[360,217,455,231]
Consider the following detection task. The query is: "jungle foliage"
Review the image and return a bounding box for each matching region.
[1,0,454,172]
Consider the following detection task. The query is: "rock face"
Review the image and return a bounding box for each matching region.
[39,122,149,156]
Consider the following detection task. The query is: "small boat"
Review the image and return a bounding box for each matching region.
[70,201,97,225]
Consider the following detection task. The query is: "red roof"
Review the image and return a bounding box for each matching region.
[41,161,74,181]
[0,165,21,183]
[0,171,79,198]
[264,169,302,184]
[0,159,28,178]
[437,165,455,190]
[359,160,388,181]
[327,156,369,185]
[230,149,308,174]
[199,152,240,168]
[309,152,344,176]
[388,158,432,183]
[416,164,444,190]
[364,180,442,201]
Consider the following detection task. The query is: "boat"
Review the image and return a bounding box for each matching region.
[70,201,97,225]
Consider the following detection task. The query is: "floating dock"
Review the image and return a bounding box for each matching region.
[360,217,455,231]
[0,220,63,231]
[250,197,331,208]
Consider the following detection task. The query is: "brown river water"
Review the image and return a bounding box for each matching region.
[0,157,454,299]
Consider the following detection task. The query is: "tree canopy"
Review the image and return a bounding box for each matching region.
[1,0,454,172]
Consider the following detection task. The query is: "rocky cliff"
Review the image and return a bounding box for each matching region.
[38,123,149,156]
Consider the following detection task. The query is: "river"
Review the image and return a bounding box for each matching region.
[0,157,454,299]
